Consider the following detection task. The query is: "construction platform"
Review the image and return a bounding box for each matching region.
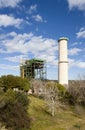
[20,59,46,80]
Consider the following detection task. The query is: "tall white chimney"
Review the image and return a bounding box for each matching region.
[58,37,68,87]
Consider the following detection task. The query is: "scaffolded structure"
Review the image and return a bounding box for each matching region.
[20,59,46,80]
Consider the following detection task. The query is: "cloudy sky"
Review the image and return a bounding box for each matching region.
[0,0,85,80]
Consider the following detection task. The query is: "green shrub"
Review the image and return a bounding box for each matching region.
[0,89,30,130]
[63,91,75,105]
[0,75,30,92]
[56,83,66,96]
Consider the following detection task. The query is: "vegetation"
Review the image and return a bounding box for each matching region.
[45,81,60,116]
[0,89,30,130]
[29,95,85,130]
[0,75,30,92]
[0,75,30,130]
[0,74,85,130]
[28,80,85,130]
[30,79,45,95]
[67,80,85,106]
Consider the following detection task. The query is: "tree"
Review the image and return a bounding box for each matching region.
[30,79,45,95]
[0,75,16,91]
[0,75,30,92]
[44,82,60,116]
[68,79,85,105]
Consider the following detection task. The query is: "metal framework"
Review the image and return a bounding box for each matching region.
[20,59,46,80]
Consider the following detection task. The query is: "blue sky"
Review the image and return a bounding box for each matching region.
[0,0,85,80]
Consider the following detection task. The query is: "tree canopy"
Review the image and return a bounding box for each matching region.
[0,75,30,92]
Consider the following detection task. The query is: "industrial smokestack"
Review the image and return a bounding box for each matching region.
[58,37,68,87]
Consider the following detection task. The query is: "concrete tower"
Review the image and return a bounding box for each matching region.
[58,37,68,87]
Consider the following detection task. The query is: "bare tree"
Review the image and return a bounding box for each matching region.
[44,82,61,116]
[30,79,45,95]
[69,75,85,105]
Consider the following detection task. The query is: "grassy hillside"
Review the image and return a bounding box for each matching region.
[28,95,85,130]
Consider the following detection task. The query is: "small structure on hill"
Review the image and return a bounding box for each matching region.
[20,59,46,80]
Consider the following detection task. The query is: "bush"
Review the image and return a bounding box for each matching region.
[63,91,75,105]
[0,89,30,130]
[57,83,66,96]
[68,80,85,106]
[15,91,29,110]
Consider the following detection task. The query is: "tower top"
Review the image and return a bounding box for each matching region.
[58,37,68,42]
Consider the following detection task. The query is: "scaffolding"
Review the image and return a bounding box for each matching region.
[20,59,46,80]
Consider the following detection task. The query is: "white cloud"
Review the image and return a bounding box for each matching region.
[71,42,78,46]
[0,0,22,8]
[68,47,81,55]
[32,14,44,22]
[67,0,85,10]
[76,28,85,38]
[69,58,75,67]
[71,42,82,46]
[36,54,57,65]
[5,55,29,63]
[0,32,58,65]
[0,63,19,70]
[77,61,85,68]
[28,5,47,23]
[0,14,23,28]
[69,58,85,68]
[28,4,37,14]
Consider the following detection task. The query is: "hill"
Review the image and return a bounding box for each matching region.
[28,95,85,130]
